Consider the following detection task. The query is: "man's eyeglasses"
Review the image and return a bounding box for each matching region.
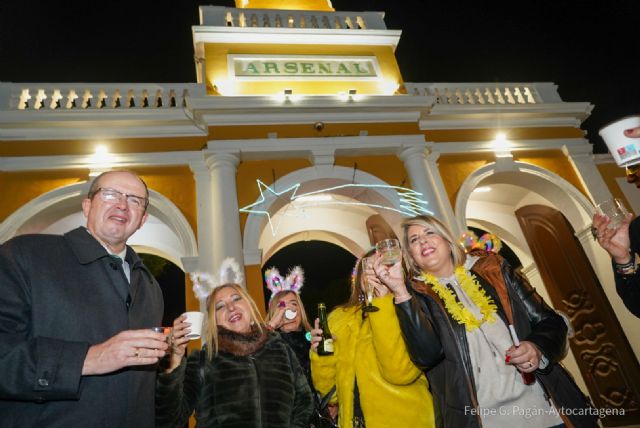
[92,187,148,210]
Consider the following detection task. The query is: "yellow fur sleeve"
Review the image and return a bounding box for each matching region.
[368,295,424,385]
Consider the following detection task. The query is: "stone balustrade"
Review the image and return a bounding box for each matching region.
[404,82,563,105]
[0,82,568,111]
[1,83,204,110]
[199,6,387,30]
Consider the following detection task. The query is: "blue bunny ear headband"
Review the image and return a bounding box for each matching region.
[190,257,245,299]
[264,265,305,301]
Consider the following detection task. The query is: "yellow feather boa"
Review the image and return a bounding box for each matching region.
[420,266,497,331]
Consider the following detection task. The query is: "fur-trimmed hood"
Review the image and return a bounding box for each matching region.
[217,325,270,356]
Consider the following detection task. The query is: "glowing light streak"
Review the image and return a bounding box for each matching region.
[239,180,432,236]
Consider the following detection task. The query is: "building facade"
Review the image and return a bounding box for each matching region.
[1,1,638,424]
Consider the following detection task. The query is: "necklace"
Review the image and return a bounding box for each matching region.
[420,266,497,331]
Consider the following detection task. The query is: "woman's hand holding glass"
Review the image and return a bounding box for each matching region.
[372,253,411,303]
[166,314,191,372]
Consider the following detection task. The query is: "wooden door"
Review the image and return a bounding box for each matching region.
[516,204,640,426]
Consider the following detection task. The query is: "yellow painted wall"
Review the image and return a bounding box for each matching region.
[210,122,419,140]
[424,127,584,143]
[515,150,588,198]
[236,0,334,11]
[135,166,198,233]
[0,170,88,222]
[204,43,402,96]
[437,153,493,207]
[335,155,407,188]
[0,136,206,157]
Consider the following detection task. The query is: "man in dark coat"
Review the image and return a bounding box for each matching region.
[592,125,640,318]
[0,170,167,427]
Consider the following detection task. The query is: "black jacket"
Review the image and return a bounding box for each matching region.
[156,327,314,428]
[0,227,163,428]
[395,253,597,428]
[279,330,313,390]
[616,216,640,317]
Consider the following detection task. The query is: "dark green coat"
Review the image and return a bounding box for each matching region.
[156,329,314,428]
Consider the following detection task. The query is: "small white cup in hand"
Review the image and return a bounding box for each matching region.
[596,198,630,230]
[183,311,204,340]
[599,116,640,167]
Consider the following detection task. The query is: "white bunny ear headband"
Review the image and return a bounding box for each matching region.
[264,265,304,301]
[190,257,245,300]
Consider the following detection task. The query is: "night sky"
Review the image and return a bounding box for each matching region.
[1,0,639,153]
[2,0,638,314]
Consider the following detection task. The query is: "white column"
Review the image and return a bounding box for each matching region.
[205,152,244,272]
[189,160,215,273]
[563,144,611,207]
[398,145,462,236]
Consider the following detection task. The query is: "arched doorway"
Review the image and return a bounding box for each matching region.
[516,204,640,425]
[261,240,356,320]
[244,165,424,262]
[458,160,640,425]
[140,254,186,326]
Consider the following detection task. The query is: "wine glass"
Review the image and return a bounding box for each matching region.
[376,238,401,266]
[360,256,379,312]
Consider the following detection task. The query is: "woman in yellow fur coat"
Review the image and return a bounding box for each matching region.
[310,248,435,428]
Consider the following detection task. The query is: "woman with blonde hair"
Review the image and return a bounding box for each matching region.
[310,248,435,428]
[375,215,596,428]
[156,260,313,428]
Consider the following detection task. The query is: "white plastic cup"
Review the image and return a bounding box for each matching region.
[183,311,204,340]
[599,115,640,167]
[596,198,630,230]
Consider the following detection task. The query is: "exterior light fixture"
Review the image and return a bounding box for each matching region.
[339,88,360,101]
[473,186,492,193]
[283,88,293,102]
[491,132,510,153]
[277,88,299,102]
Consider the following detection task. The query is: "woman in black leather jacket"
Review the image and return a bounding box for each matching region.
[371,215,597,428]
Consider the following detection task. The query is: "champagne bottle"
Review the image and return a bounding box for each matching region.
[317,303,334,356]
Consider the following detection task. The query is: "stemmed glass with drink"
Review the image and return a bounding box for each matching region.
[360,256,379,312]
[376,238,402,267]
